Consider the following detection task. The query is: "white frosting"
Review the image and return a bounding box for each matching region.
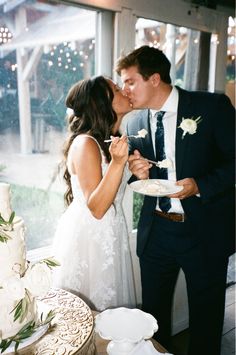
[0,183,12,221]
[137,129,148,138]
[158,158,173,169]
[0,218,26,284]
[0,183,37,339]
[138,180,167,194]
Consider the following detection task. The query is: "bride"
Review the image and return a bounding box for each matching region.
[53,76,137,310]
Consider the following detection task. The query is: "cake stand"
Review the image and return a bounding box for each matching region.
[95,307,158,355]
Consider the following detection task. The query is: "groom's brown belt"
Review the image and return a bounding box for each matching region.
[155,210,186,222]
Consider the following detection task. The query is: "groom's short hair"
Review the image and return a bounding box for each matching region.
[116,45,171,84]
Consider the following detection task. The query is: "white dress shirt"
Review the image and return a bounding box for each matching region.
[150,86,184,213]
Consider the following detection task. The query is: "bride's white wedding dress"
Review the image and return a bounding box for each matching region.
[53,135,137,311]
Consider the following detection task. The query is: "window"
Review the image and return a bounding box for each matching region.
[136,18,200,89]
[0,1,96,250]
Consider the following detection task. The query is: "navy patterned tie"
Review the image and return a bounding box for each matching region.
[155,111,171,212]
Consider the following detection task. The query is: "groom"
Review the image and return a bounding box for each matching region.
[116,46,235,355]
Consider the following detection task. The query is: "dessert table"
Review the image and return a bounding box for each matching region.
[9,288,167,355]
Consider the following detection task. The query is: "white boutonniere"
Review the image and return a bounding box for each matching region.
[178,116,202,139]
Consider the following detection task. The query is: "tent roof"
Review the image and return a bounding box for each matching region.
[0,5,96,52]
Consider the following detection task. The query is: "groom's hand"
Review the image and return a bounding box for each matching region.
[169,178,199,199]
[128,149,151,180]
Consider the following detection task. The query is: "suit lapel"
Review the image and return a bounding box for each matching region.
[175,88,191,178]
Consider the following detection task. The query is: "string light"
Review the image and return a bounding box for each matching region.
[0,26,12,43]
[0,25,95,74]
[39,40,95,73]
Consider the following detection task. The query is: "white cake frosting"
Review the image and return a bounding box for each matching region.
[0,183,12,221]
[0,183,36,339]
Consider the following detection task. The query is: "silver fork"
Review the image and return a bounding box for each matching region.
[104,135,141,143]
[143,158,173,168]
[143,158,162,167]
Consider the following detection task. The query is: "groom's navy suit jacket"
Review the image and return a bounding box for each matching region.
[127,87,235,258]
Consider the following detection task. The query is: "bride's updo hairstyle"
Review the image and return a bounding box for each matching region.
[63,76,117,205]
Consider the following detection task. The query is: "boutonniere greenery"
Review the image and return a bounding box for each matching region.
[178,116,202,139]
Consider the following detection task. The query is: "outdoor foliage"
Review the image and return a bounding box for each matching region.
[133,192,144,230]
[10,184,64,250]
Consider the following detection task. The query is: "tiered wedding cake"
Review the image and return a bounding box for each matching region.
[0,183,54,346]
[0,183,96,354]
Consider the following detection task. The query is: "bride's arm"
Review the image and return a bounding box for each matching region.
[71,136,127,219]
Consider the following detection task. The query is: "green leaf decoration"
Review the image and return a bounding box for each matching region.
[0,310,55,353]
[0,339,13,353]
[0,212,14,227]
[10,296,29,323]
[0,214,8,226]
[43,310,55,325]
[8,212,15,225]
[0,234,12,243]
[0,212,15,243]
[11,299,24,322]
[41,258,61,268]
[19,297,28,323]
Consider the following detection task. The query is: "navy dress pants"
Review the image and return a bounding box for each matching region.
[139,214,228,355]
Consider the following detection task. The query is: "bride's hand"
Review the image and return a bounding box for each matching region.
[109,136,128,166]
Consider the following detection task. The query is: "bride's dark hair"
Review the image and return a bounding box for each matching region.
[63,76,117,206]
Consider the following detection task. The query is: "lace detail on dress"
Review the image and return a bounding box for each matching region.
[53,135,136,311]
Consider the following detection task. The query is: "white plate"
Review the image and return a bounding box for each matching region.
[95,307,158,343]
[130,179,183,197]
